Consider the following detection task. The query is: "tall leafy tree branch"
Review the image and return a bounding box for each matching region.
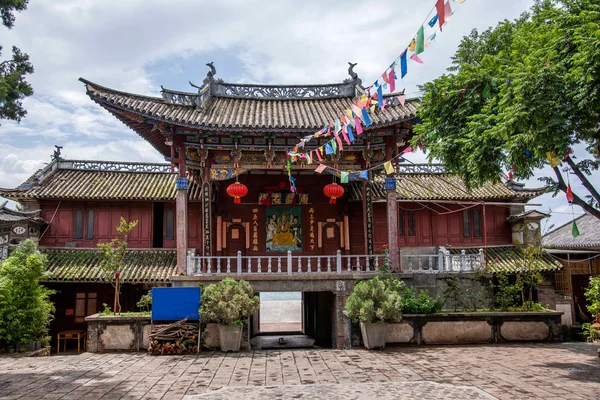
[0,0,33,125]
[413,0,600,219]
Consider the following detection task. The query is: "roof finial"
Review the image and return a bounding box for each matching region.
[348,62,358,80]
[52,145,63,161]
[203,62,216,85]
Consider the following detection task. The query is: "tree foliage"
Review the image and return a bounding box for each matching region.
[97,217,137,314]
[0,239,54,351]
[414,0,600,219]
[585,275,600,322]
[0,0,33,125]
[345,276,403,323]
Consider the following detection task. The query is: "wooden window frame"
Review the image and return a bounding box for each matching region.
[86,209,95,240]
[408,211,416,237]
[73,209,84,239]
[75,292,97,323]
[165,209,174,240]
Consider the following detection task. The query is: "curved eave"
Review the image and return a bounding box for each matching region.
[80,78,418,154]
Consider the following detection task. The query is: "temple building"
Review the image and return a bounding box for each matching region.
[0,65,562,349]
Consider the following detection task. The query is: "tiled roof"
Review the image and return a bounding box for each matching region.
[543,213,600,249]
[0,201,45,223]
[0,167,203,201]
[41,248,178,283]
[81,79,417,131]
[348,171,543,201]
[450,246,562,273]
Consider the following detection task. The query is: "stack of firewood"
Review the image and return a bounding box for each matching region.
[147,318,199,355]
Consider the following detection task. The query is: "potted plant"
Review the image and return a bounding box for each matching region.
[345,276,403,349]
[200,278,260,352]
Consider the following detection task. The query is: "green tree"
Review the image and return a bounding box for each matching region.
[585,275,600,322]
[0,239,54,351]
[97,217,137,314]
[414,0,600,219]
[0,0,33,124]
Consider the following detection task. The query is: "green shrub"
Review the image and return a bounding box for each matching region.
[200,278,260,325]
[0,240,55,351]
[345,277,403,323]
[401,288,443,314]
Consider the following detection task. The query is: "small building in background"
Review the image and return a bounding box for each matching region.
[544,213,600,326]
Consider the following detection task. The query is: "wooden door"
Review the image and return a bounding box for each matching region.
[226,224,246,272]
[321,223,340,255]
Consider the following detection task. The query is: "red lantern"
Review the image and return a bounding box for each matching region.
[323,183,344,204]
[226,182,248,204]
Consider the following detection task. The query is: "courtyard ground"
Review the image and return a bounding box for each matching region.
[0,343,598,399]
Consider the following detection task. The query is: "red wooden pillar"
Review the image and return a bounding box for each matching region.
[387,190,400,271]
[176,177,189,275]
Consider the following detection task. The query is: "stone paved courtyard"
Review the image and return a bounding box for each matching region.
[0,343,598,400]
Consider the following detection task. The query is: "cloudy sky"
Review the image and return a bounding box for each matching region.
[0,0,596,233]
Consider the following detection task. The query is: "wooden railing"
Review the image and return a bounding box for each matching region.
[186,249,485,276]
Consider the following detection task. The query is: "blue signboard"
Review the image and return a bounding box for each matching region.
[151,287,201,321]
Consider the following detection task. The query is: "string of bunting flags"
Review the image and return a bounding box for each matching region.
[285,0,467,189]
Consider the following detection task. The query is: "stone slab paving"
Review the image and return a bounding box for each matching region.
[184,381,497,399]
[0,343,597,400]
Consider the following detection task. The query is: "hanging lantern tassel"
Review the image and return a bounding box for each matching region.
[226,182,248,204]
[323,183,345,205]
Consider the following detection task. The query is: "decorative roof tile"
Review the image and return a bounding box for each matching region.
[450,246,562,273]
[543,213,600,249]
[0,201,45,223]
[0,163,203,201]
[41,248,178,283]
[81,79,418,132]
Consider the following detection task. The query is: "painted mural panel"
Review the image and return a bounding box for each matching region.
[266,206,302,252]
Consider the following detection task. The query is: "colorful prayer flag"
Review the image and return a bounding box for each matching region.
[410,53,424,64]
[416,25,425,54]
[402,146,412,153]
[409,39,416,52]
[315,149,323,162]
[398,94,406,106]
[361,107,372,127]
[388,68,396,92]
[354,117,363,134]
[572,219,580,238]
[384,160,394,174]
[566,184,574,203]
[334,132,343,150]
[341,128,351,145]
[546,152,562,168]
[325,143,334,155]
[347,125,355,142]
[435,0,446,31]
[377,85,384,109]
[331,138,338,153]
[334,118,341,133]
[340,171,349,184]
[400,51,408,78]
[428,14,438,27]
[444,0,453,21]
[359,170,369,180]
[306,153,312,164]
[315,164,327,174]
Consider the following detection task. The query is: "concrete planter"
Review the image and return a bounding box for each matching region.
[384,311,564,345]
[360,322,388,349]
[218,324,243,352]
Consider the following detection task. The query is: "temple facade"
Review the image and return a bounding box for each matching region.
[0,65,562,348]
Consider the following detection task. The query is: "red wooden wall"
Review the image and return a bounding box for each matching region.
[37,188,513,252]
